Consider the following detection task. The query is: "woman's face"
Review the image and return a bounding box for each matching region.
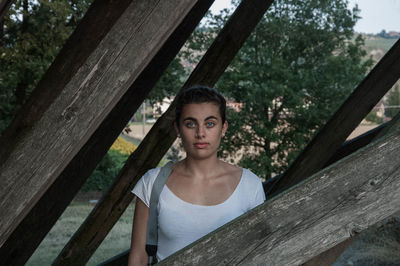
[175,102,227,160]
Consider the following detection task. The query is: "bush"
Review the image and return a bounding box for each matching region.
[110,136,137,155]
[365,111,383,124]
[81,137,137,192]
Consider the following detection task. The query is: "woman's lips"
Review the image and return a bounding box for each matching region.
[194,143,208,149]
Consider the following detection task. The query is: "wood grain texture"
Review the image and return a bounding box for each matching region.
[270,39,400,195]
[0,1,213,265]
[265,123,386,196]
[324,123,385,168]
[160,122,400,265]
[61,0,274,265]
[0,0,197,247]
[0,0,131,162]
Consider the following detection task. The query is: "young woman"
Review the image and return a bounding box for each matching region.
[128,86,265,265]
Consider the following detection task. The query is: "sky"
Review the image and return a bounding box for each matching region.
[209,0,400,34]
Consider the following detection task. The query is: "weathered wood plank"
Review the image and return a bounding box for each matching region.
[301,235,358,266]
[160,118,400,265]
[324,123,385,168]
[299,123,386,265]
[280,38,400,262]
[55,0,274,265]
[0,0,199,248]
[374,111,400,140]
[270,38,400,195]
[303,113,400,266]
[0,1,213,265]
[264,123,386,196]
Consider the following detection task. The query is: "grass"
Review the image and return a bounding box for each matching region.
[26,200,135,266]
[363,37,398,52]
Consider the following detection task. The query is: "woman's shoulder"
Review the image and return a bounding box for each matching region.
[219,160,242,175]
[132,166,164,207]
[141,166,162,184]
[240,168,263,187]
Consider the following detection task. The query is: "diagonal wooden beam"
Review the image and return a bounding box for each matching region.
[0,0,199,250]
[0,1,214,265]
[264,122,386,195]
[324,123,386,168]
[269,39,400,196]
[303,113,400,265]
[0,0,12,22]
[54,0,275,265]
[160,114,400,265]
[374,111,400,140]
[270,39,400,264]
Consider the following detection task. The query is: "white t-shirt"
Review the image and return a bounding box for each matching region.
[131,167,265,261]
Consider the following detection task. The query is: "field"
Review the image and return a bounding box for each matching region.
[26,200,134,265]
[364,37,397,53]
[360,35,398,62]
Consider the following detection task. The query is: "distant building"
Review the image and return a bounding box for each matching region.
[388,31,400,38]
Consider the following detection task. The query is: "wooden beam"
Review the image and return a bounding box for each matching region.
[277,38,400,262]
[299,124,388,265]
[0,1,213,265]
[0,0,131,163]
[302,114,400,265]
[269,39,400,195]
[324,123,386,168]
[301,235,358,266]
[160,118,400,265]
[264,123,386,195]
[374,112,400,140]
[0,0,199,249]
[55,0,275,265]
[0,0,12,22]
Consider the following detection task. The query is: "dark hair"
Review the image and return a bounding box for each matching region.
[175,85,226,125]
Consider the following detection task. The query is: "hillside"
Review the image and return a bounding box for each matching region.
[359,33,398,62]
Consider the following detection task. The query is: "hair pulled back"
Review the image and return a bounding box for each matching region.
[175,85,226,125]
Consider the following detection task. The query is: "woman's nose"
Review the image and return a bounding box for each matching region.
[196,125,205,138]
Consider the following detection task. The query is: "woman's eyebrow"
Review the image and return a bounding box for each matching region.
[183,117,197,122]
[182,116,218,122]
[205,116,218,121]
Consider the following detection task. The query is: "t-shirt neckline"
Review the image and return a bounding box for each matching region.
[163,168,245,207]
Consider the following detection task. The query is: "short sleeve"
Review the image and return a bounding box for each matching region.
[243,169,266,209]
[252,177,266,207]
[131,168,160,207]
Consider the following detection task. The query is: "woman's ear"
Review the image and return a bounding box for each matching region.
[174,122,180,137]
[222,120,228,136]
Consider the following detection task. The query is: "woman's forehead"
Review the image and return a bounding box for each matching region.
[181,102,221,119]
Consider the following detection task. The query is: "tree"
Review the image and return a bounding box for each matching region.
[189,0,372,178]
[385,84,400,119]
[147,57,187,105]
[0,0,93,133]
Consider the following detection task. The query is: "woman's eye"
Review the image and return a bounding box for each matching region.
[186,121,195,128]
[206,121,215,127]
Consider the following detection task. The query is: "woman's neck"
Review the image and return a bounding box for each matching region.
[181,156,222,180]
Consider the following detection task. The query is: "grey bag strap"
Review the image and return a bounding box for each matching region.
[145,161,173,264]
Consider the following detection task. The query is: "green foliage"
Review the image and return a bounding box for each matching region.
[0,0,93,133]
[147,57,187,106]
[201,0,372,178]
[385,84,400,119]
[365,111,383,124]
[81,149,128,192]
[81,136,136,192]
